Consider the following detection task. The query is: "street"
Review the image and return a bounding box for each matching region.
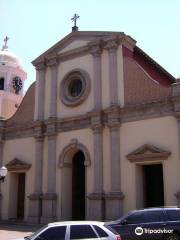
[0,223,38,240]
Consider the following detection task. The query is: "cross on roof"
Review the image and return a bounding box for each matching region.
[4,36,9,47]
[71,13,79,27]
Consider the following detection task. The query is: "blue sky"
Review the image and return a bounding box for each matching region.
[1,0,180,91]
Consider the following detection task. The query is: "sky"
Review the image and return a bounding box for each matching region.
[1,0,180,92]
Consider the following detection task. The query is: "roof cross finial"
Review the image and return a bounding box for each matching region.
[71,13,79,32]
[2,36,9,51]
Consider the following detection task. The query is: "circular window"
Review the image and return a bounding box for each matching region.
[60,69,91,107]
[68,78,83,97]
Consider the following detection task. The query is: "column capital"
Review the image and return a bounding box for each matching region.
[88,41,102,57]
[104,38,119,52]
[46,53,59,67]
[35,60,46,71]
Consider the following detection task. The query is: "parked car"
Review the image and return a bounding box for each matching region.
[15,221,121,240]
[106,207,180,240]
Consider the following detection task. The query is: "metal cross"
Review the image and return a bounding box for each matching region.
[4,36,9,47]
[71,13,80,27]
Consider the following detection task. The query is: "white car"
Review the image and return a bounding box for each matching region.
[15,221,121,240]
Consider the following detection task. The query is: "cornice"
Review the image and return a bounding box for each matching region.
[2,96,180,140]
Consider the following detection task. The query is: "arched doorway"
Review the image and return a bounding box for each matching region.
[59,140,90,221]
[72,150,85,220]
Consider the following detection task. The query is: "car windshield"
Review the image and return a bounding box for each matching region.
[24,225,48,240]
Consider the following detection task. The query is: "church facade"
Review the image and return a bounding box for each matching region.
[0,30,180,224]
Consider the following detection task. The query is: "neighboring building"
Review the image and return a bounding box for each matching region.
[0,30,180,224]
[0,37,26,119]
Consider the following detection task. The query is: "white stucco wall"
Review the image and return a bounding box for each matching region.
[120,116,180,214]
[56,55,94,118]
[1,137,35,220]
[55,129,93,220]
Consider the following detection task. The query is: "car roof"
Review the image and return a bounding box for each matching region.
[48,221,105,227]
[130,207,180,214]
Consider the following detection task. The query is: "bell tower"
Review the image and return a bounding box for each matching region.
[0,37,27,119]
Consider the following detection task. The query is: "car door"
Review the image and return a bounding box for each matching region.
[69,224,99,240]
[34,225,67,240]
[143,210,165,239]
[114,211,146,240]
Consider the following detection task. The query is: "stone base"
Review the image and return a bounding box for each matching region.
[27,193,42,224]
[40,193,57,224]
[105,192,124,220]
[87,193,105,220]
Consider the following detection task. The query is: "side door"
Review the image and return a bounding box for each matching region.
[69,224,99,240]
[115,211,146,240]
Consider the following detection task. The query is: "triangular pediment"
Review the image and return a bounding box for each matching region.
[32,31,125,65]
[127,144,171,162]
[5,158,31,171]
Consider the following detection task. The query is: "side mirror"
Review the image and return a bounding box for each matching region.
[121,219,128,225]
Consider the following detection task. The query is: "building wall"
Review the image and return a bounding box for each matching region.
[55,129,93,220]
[120,116,180,214]
[1,137,35,220]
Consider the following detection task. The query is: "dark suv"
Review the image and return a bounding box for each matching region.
[106,207,180,240]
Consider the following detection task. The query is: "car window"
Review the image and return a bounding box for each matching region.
[166,210,180,221]
[93,225,108,237]
[144,211,164,223]
[37,226,66,240]
[70,225,98,239]
[126,211,145,224]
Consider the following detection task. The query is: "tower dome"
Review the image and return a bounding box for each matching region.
[0,48,22,67]
[0,36,27,119]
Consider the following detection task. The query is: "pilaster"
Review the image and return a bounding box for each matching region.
[28,121,44,223]
[104,105,124,220]
[87,111,105,220]
[35,61,46,121]
[89,42,102,110]
[46,54,58,118]
[41,118,57,223]
[104,39,119,105]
